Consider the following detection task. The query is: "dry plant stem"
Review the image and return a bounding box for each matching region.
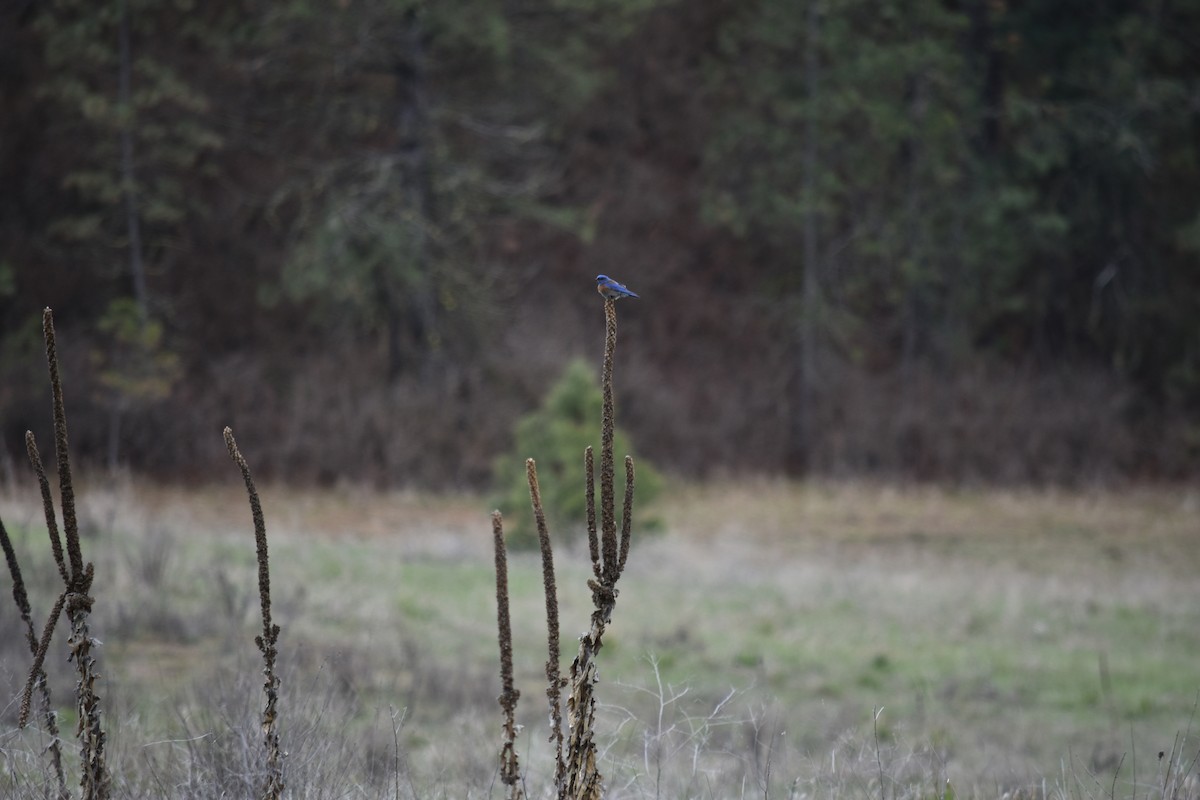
[599,298,618,585]
[68,585,107,800]
[562,604,610,800]
[224,427,285,800]
[1,515,39,672]
[584,446,599,579]
[26,426,78,800]
[43,309,83,578]
[18,435,70,730]
[2,517,69,800]
[19,589,67,726]
[873,706,886,800]
[492,511,524,800]
[619,455,634,573]
[26,309,109,800]
[527,460,566,791]
[562,298,631,800]
[25,432,68,583]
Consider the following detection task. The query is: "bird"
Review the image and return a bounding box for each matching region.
[596,274,639,300]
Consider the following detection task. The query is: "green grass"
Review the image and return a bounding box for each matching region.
[2,479,1199,797]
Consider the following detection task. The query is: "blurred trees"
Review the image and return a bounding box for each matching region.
[704,0,1200,470]
[705,0,980,469]
[1,0,1198,483]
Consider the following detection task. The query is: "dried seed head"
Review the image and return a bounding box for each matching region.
[619,455,635,574]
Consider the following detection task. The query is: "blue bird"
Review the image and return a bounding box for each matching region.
[596,274,639,300]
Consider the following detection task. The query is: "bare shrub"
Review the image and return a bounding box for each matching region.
[17,308,110,800]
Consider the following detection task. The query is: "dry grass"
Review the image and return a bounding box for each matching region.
[662,479,1200,575]
[2,476,1199,798]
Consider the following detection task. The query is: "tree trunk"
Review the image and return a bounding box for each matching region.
[967,0,1005,153]
[389,9,439,381]
[902,65,929,372]
[788,0,822,475]
[118,0,148,322]
[111,0,146,469]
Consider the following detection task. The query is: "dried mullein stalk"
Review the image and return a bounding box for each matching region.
[18,309,110,800]
[619,455,635,573]
[527,459,565,792]
[492,294,639,800]
[492,511,524,800]
[224,427,285,800]
[598,299,619,587]
[584,446,599,579]
[562,296,636,800]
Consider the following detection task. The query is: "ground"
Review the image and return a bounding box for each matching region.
[1,477,1198,798]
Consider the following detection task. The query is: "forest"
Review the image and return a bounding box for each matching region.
[2,0,1199,487]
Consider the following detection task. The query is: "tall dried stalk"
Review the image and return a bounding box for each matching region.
[18,308,109,800]
[619,454,635,573]
[491,296,637,800]
[492,511,524,800]
[598,299,619,587]
[224,427,285,800]
[526,459,566,793]
[2,515,69,800]
[562,297,636,800]
[584,446,599,579]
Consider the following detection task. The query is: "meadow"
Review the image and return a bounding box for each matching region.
[3,476,1198,798]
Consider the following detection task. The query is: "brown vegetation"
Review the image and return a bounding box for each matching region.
[2,298,648,798]
[5,311,294,798]
[223,427,285,800]
[491,297,639,799]
[17,310,109,800]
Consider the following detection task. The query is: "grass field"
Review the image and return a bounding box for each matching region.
[2,477,1199,798]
